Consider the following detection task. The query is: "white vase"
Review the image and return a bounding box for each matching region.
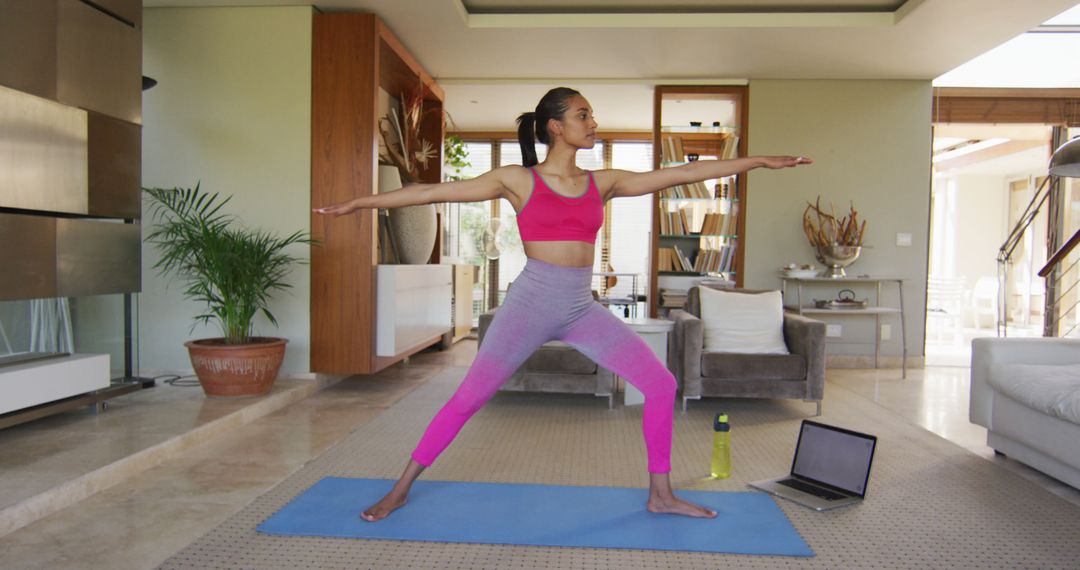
[377,165,435,264]
[389,203,436,264]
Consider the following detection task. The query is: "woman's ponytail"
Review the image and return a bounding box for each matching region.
[515,87,580,168]
[516,112,539,167]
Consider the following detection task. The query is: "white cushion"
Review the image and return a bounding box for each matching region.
[990,363,1080,425]
[698,288,789,355]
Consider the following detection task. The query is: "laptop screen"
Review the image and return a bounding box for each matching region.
[790,420,877,496]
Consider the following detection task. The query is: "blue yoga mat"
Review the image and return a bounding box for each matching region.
[257,477,813,556]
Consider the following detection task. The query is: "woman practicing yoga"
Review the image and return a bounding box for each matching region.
[314,87,811,522]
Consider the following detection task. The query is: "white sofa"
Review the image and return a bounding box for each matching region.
[970,337,1080,490]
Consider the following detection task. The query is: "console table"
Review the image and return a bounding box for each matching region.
[780,277,907,378]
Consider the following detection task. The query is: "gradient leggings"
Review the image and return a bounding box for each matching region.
[411,258,677,473]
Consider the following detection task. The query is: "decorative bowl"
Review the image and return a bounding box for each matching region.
[814,245,861,278]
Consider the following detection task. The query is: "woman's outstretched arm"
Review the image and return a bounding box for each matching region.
[313,166,518,217]
[602,156,811,200]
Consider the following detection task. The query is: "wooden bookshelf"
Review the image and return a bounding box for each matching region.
[649,86,748,317]
[310,13,446,374]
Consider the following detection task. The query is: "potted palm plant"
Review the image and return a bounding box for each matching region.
[143,184,313,397]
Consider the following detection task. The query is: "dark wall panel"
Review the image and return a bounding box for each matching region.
[57,0,141,124]
[0,1,58,99]
[88,112,141,219]
[56,219,141,296]
[0,84,89,215]
[0,214,58,301]
[88,0,141,27]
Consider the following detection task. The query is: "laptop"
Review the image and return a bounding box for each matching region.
[748,420,877,511]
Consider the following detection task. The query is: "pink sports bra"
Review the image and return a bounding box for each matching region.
[517,168,603,244]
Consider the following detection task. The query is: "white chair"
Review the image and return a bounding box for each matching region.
[926,275,966,345]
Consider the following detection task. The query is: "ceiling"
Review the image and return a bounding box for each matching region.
[144,1,1079,129]
[933,125,1054,176]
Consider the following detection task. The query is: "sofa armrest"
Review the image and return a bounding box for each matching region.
[971,337,1080,428]
[783,312,827,400]
[670,309,703,397]
[478,309,497,348]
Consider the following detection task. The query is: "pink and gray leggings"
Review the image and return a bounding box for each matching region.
[411,258,677,473]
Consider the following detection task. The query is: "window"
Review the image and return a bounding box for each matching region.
[608,142,655,314]
[447,142,493,265]
[444,142,494,321]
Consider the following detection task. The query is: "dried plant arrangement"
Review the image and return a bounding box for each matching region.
[802,196,867,248]
[378,81,441,184]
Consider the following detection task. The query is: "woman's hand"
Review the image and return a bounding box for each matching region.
[760,156,813,169]
[313,199,365,217]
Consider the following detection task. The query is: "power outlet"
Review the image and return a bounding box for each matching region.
[826,324,843,337]
[881,324,891,340]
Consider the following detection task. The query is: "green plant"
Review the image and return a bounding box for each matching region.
[443,134,471,182]
[143,184,314,345]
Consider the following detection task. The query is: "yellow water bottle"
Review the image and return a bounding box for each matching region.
[711,412,731,479]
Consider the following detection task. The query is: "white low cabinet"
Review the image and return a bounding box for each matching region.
[376,265,452,358]
[0,354,110,416]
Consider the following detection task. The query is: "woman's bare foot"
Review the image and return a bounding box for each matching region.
[647,493,717,518]
[361,459,426,522]
[360,490,408,522]
[647,472,717,518]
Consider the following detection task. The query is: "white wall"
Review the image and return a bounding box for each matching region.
[745,80,932,358]
[141,7,313,375]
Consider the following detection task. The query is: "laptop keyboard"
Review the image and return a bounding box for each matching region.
[776,478,848,501]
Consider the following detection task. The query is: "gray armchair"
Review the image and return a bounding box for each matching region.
[478,309,616,408]
[670,287,826,414]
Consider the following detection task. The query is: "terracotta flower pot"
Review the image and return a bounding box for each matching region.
[184,337,288,398]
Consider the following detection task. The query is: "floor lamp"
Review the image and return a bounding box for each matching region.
[1049,136,1080,177]
[1040,136,1080,337]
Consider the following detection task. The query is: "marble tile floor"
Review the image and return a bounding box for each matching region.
[0,375,331,515]
[0,340,1077,569]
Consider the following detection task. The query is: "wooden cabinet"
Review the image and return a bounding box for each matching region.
[649,86,748,317]
[310,13,446,374]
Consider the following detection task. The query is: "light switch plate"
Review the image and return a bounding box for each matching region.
[826,324,842,337]
[896,232,913,247]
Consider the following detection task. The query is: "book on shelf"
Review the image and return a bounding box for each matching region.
[700,212,720,235]
[689,243,739,273]
[662,135,715,200]
[662,180,713,200]
[718,246,731,273]
[660,206,695,234]
[699,211,738,236]
[720,133,740,160]
[658,246,698,272]
[659,288,688,308]
[672,245,693,272]
[657,248,677,272]
[718,199,739,236]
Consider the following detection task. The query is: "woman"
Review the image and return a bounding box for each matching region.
[315,87,811,522]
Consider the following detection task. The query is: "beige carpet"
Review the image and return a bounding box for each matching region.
[160,367,1080,569]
